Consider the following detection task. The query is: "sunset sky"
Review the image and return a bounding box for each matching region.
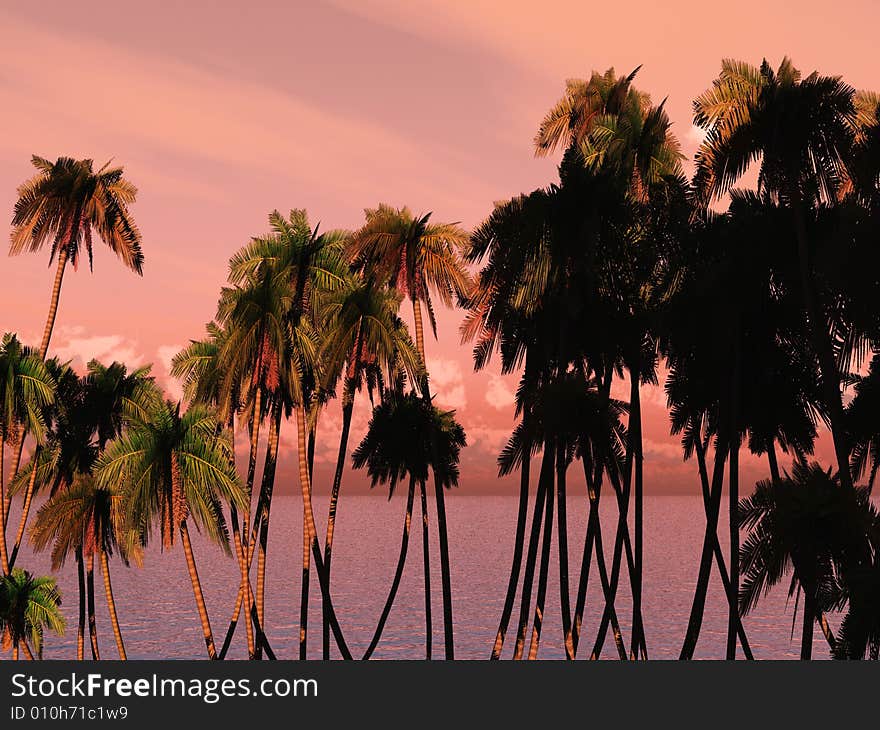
[0,0,872,494]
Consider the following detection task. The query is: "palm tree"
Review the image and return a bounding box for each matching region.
[0,333,55,574]
[30,475,140,660]
[353,388,466,659]
[95,400,245,659]
[349,204,472,660]
[739,461,872,659]
[10,156,144,360]
[693,58,859,490]
[0,568,64,660]
[317,277,421,658]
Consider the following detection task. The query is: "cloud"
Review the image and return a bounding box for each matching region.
[685,124,708,147]
[485,374,515,411]
[427,358,467,410]
[155,344,184,402]
[51,326,144,369]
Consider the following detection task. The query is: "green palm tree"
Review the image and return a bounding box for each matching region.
[349,204,472,659]
[10,156,144,360]
[316,277,421,658]
[739,461,872,659]
[0,568,64,660]
[95,400,245,659]
[692,58,859,490]
[353,388,466,659]
[30,474,139,660]
[0,333,54,574]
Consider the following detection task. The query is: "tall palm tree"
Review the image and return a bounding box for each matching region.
[10,156,144,360]
[0,333,54,574]
[30,475,140,660]
[317,277,421,658]
[349,204,472,659]
[95,401,245,659]
[0,568,64,660]
[739,461,872,659]
[692,58,859,490]
[353,388,466,659]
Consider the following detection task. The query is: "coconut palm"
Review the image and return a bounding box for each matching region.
[353,388,466,659]
[739,461,872,659]
[693,58,859,489]
[95,400,245,659]
[0,333,54,574]
[30,474,139,660]
[0,568,64,660]
[10,156,143,360]
[316,277,421,658]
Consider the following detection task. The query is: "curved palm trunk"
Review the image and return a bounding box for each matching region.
[628,369,646,660]
[0,441,8,575]
[362,478,416,660]
[256,407,281,638]
[322,397,354,660]
[512,444,553,659]
[419,480,433,659]
[86,552,100,661]
[801,586,816,660]
[76,547,85,661]
[295,406,353,660]
[9,450,41,569]
[99,549,126,660]
[726,435,740,660]
[556,439,574,659]
[39,247,69,359]
[490,419,530,659]
[680,421,731,660]
[179,519,217,659]
[527,441,555,660]
[299,511,311,659]
[412,296,454,660]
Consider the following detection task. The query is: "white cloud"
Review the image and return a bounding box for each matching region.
[686,124,707,147]
[485,374,515,411]
[427,357,468,410]
[52,326,144,369]
[156,344,184,402]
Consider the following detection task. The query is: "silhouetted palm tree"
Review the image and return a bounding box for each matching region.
[0,568,64,660]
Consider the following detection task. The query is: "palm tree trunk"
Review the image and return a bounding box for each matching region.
[767,441,781,485]
[299,505,311,659]
[680,418,731,659]
[726,433,740,660]
[179,519,217,659]
[323,396,354,660]
[419,480,433,659]
[86,552,100,660]
[694,435,753,659]
[490,413,530,659]
[527,440,555,660]
[362,478,416,660]
[0,440,8,575]
[256,407,281,638]
[628,367,646,660]
[39,247,69,359]
[76,547,85,661]
[801,587,816,660]
[411,297,427,366]
[512,443,553,659]
[9,450,40,568]
[557,438,574,659]
[13,641,18,660]
[99,549,126,660]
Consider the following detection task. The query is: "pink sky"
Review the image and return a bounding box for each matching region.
[0,0,870,495]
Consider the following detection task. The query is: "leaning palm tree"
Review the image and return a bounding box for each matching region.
[739,461,872,659]
[30,475,140,660]
[349,204,472,659]
[95,400,245,659]
[0,333,55,574]
[692,58,859,489]
[353,388,466,659]
[0,568,64,660]
[10,156,144,360]
[317,277,421,658]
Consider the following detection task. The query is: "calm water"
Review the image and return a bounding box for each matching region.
[12,495,830,660]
